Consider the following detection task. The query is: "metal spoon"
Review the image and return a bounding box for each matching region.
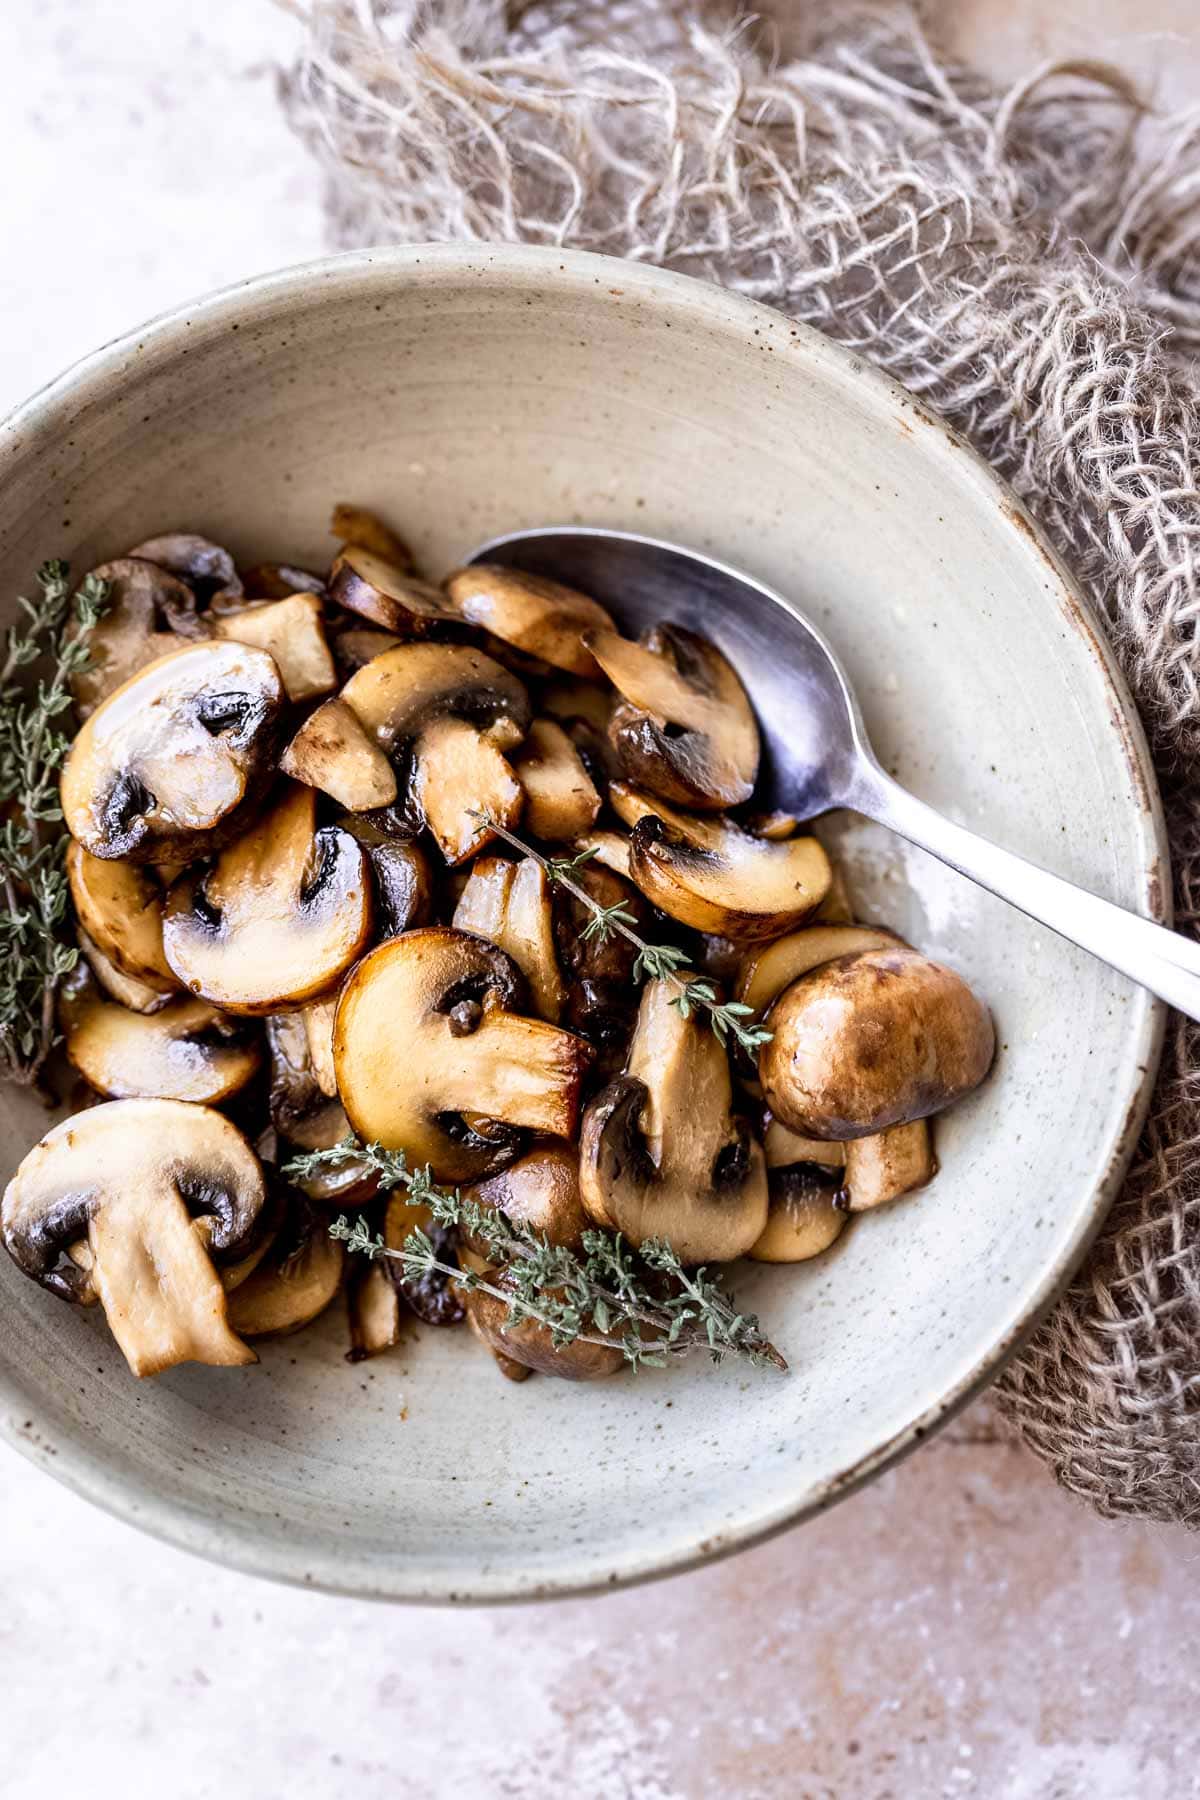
[468,524,1200,1021]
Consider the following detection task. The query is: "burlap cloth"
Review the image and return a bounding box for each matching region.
[277,0,1200,1525]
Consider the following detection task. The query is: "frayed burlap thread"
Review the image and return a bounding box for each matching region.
[278,0,1200,1523]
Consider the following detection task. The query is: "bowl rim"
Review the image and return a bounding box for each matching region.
[0,242,1168,1604]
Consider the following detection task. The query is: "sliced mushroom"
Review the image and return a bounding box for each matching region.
[579,977,768,1262]
[610,785,831,941]
[453,856,565,1023]
[214,594,336,702]
[572,828,632,882]
[735,924,901,1015]
[61,641,285,863]
[127,532,243,605]
[584,623,759,809]
[266,1013,375,1205]
[346,1257,403,1361]
[842,1119,936,1211]
[226,1198,345,1338]
[1,1099,264,1375]
[334,929,592,1183]
[241,562,326,601]
[748,1167,847,1263]
[540,676,614,734]
[280,698,398,811]
[59,964,261,1104]
[445,565,614,676]
[378,1193,465,1327]
[761,1111,845,1172]
[760,947,994,1139]
[469,1144,590,1252]
[338,816,433,939]
[330,501,416,572]
[77,929,172,1014]
[552,860,648,1067]
[66,841,177,991]
[813,864,855,925]
[303,999,338,1097]
[330,624,403,678]
[68,558,207,717]
[162,784,372,1013]
[512,718,601,840]
[340,644,530,864]
[329,545,458,638]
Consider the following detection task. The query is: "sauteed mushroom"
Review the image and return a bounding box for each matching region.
[280,698,398,811]
[512,718,601,840]
[338,815,433,938]
[59,964,261,1104]
[748,1167,847,1263]
[1,1099,264,1375]
[453,856,565,1023]
[340,643,531,864]
[579,977,768,1261]
[842,1119,937,1210]
[127,532,242,605]
[214,593,336,702]
[610,784,831,940]
[334,928,592,1182]
[266,1013,374,1205]
[330,502,416,571]
[445,565,614,676]
[68,558,206,716]
[227,1198,345,1338]
[61,641,285,862]
[66,840,176,993]
[330,545,459,638]
[162,784,372,1013]
[77,928,172,1014]
[585,623,759,808]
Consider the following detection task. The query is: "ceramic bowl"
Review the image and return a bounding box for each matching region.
[0,246,1166,1601]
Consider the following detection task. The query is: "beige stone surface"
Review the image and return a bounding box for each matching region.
[0,3,1198,1797]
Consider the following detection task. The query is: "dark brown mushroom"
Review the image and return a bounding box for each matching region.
[585,623,760,809]
[265,1013,376,1206]
[162,783,372,1013]
[61,641,285,863]
[552,860,648,1069]
[382,1193,465,1328]
[338,815,434,939]
[329,545,459,638]
[333,928,592,1183]
[59,963,261,1104]
[1,1099,265,1375]
[126,532,243,606]
[444,565,615,676]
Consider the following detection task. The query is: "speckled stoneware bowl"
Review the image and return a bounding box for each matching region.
[0,246,1166,1601]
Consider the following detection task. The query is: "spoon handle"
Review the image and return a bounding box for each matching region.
[859,771,1199,1021]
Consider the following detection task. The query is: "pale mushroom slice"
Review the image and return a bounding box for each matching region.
[842,1119,937,1211]
[1,1099,264,1376]
[511,718,601,841]
[760,946,994,1139]
[572,828,633,881]
[444,565,615,676]
[61,641,286,863]
[77,929,173,1015]
[68,558,207,717]
[162,783,372,1014]
[735,924,901,1015]
[126,532,243,605]
[226,1200,345,1338]
[330,501,416,572]
[214,593,337,702]
[303,999,338,1098]
[266,1013,375,1205]
[579,976,768,1262]
[346,1258,404,1361]
[338,816,433,939]
[280,698,398,812]
[748,1167,847,1263]
[340,643,531,865]
[334,928,592,1183]
[584,623,760,809]
[610,784,831,941]
[66,840,177,991]
[453,856,565,1023]
[59,964,261,1104]
[761,1110,845,1172]
[329,545,459,638]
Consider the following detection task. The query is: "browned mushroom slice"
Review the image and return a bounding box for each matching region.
[761,1110,845,1172]
[760,947,994,1139]
[162,784,372,1013]
[61,641,285,863]
[842,1119,937,1210]
[59,964,261,1104]
[126,532,243,605]
[226,1199,345,1338]
[579,976,768,1262]
[240,563,326,601]
[68,558,208,717]
[511,719,601,841]
[340,643,530,865]
[214,594,336,702]
[572,828,633,881]
[735,924,901,1014]
[552,860,648,1068]
[303,998,338,1097]
[330,502,416,572]
[266,1013,375,1205]
[77,929,173,1014]
[610,785,831,941]
[464,1268,624,1381]
[469,1144,591,1252]
[444,565,615,676]
[346,1258,403,1361]
[748,1167,847,1263]
[329,546,458,638]
[453,856,564,1023]
[338,816,433,939]
[280,698,398,811]
[585,623,760,809]
[1,1099,264,1375]
[331,625,402,677]
[383,1193,465,1327]
[334,929,592,1183]
[540,676,614,734]
[66,841,177,991]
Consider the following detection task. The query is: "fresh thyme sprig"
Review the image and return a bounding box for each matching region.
[480,818,772,1054]
[0,561,109,1084]
[284,1139,786,1373]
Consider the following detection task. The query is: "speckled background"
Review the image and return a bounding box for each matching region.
[2,4,1198,1796]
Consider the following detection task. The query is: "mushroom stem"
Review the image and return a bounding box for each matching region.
[438,1009,589,1136]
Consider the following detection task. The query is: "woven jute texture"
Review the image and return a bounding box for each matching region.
[279,0,1200,1524]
